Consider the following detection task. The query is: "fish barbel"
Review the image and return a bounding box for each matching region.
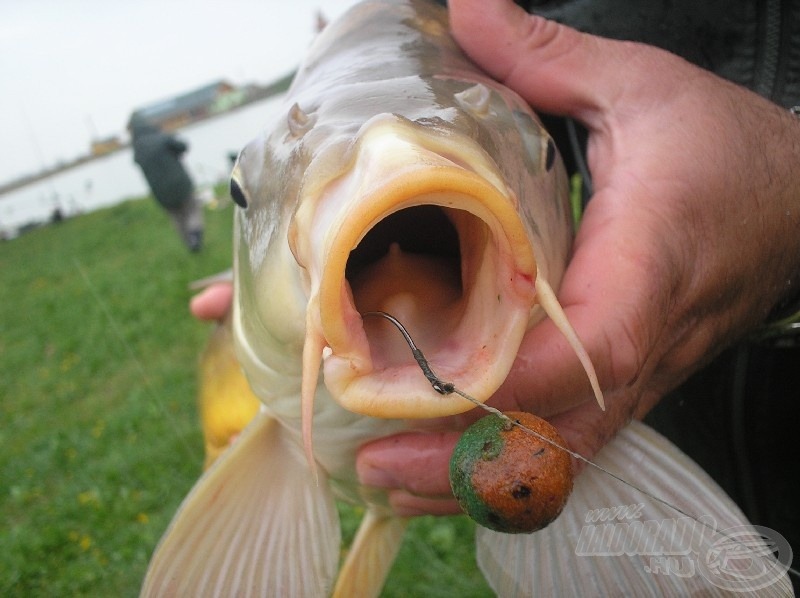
[142,1,792,595]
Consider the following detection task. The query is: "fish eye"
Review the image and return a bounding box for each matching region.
[545,138,556,172]
[230,178,248,209]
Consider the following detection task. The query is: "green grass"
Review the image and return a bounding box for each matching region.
[0,194,491,596]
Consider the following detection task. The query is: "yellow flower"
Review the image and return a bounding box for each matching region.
[91,420,105,438]
[78,489,100,507]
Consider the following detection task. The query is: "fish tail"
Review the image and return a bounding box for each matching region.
[197,320,261,469]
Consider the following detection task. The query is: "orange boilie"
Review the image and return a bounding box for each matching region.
[449,412,573,534]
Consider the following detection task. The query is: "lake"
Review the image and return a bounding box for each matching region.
[0,95,285,237]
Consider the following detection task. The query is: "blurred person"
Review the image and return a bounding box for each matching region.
[129,115,204,252]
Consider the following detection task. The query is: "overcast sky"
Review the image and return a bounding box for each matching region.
[0,0,361,184]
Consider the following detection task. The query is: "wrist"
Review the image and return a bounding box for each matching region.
[750,105,800,344]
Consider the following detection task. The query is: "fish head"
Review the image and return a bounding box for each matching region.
[229,0,573,430]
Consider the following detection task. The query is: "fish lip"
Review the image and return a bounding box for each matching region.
[301,122,539,419]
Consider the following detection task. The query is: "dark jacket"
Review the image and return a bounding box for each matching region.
[130,117,194,209]
[520,0,800,108]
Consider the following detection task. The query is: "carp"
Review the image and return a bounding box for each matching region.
[142,1,791,595]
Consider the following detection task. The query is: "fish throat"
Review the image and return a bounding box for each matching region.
[347,205,465,371]
[346,205,461,286]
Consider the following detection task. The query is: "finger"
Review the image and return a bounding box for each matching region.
[389,394,657,516]
[387,491,462,517]
[548,385,662,474]
[356,431,460,498]
[189,282,233,321]
[448,0,650,121]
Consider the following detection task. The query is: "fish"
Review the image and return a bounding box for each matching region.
[141,1,793,595]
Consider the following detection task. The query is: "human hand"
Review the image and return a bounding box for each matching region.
[356,0,800,516]
[190,282,233,321]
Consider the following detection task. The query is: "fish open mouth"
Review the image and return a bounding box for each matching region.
[346,204,464,368]
[298,116,540,419]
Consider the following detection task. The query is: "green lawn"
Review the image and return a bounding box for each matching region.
[0,194,491,596]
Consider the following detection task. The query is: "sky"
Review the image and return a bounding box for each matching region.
[0,0,361,185]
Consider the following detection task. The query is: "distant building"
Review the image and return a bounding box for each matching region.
[128,81,242,132]
[90,135,123,156]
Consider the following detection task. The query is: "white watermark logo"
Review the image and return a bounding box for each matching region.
[697,525,793,592]
[576,506,793,592]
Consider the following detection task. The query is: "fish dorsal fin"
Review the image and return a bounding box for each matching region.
[140,410,340,597]
[534,275,605,410]
[475,421,794,596]
[333,509,409,597]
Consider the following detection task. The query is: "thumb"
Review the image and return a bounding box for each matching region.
[448,0,633,120]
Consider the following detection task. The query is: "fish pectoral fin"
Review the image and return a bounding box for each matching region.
[140,410,341,597]
[475,421,794,596]
[333,508,408,598]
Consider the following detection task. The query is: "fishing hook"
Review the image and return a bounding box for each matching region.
[361,311,455,394]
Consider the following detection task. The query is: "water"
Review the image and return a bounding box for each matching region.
[0,95,285,237]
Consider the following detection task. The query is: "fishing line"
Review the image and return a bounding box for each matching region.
[363,311,703,515]
[74,257,197,461]
[362,310,800,581]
